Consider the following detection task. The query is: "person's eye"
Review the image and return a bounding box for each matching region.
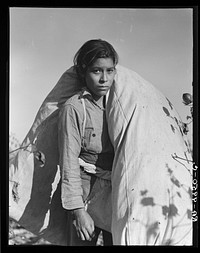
[107,68,115,74]
[92,69,101,74]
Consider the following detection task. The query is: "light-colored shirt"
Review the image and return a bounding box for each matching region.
[58,88,114,210]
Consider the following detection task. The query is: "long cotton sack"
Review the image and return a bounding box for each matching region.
[106,65,193,245]
[9,67,83,245]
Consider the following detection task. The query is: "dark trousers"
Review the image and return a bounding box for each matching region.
[101,229,113,246]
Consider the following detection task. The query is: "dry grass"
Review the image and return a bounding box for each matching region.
[9,219,103,246]
[9,219,51,245]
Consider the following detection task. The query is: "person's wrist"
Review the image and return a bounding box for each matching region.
[71,207,85,217]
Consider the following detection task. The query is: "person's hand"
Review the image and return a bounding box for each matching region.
[72,208,95,241]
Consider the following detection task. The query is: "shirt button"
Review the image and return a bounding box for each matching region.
[92,133,96,137]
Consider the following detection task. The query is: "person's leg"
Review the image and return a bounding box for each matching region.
[102,229,113,246]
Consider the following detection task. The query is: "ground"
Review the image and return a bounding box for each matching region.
[9,219,103,246]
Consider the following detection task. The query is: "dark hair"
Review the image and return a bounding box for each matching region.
[73,39,119,82]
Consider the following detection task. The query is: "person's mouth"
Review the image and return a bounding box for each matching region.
[97,86,109,90]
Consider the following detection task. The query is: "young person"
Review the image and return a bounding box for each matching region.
[58,39,118,245]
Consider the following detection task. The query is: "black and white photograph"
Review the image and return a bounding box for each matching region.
[8,7,197,246]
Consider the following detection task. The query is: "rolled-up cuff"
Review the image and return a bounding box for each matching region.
[62,196,84,210]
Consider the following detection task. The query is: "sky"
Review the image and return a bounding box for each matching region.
[10,8,193,142]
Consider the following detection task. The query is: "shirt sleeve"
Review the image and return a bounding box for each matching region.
[58,103,84,210]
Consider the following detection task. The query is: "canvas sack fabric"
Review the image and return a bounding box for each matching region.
[9,67,83,245]
[106,65,193,245]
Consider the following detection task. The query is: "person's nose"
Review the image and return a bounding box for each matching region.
[100,71,108,83]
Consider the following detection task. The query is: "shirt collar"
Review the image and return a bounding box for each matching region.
[81,87,93,99]
[80,87,106,111]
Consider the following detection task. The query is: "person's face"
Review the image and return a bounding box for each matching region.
[85,57,116,100]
